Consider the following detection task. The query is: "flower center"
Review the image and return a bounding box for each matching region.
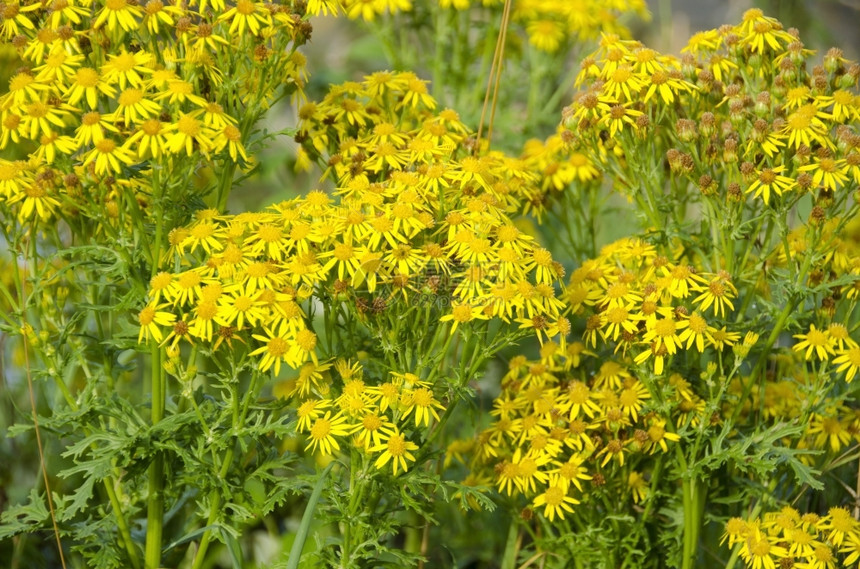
[387,434,407,456]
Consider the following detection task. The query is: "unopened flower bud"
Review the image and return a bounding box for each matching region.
[824,48,843,74]
[754,92,771,116]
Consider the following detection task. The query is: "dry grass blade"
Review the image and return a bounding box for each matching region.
[19,231,67,569]
[476,0,512,152]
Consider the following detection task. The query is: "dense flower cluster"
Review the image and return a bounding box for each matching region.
[142,71,567,373]
[0,0,310,222]
[288,361,441,475]
[455,341,683,521]
[558,238,740,375]
[725,506,860,569]
[457,233,859,521]
[563,10,860,380]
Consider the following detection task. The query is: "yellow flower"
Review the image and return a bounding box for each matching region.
[250,328,291,375]
[166,111,214,156]
[807,413,852,453]
[628,471,648,504]
[834,347,860,382]
[23,100,70,141]
[745,165,795,205]
[602,64,647,102]
[94,0,144,32]
[738,526,787,569]
[66,67,116,109]
[532,475,579,521]
[646,418,680,453]
[141,0,184,35]
[296,398,330,432]
[737,8,794,53]
[710,326,740,350]
[792,324,835,361]
[75,111,119,146]
[138,302,177,343]
[305,411,351,456]
[218,0,272,36]
[213,125,248,162]
[101,49,153,89]
[527,20,565,53]
[601,103,643,137]
[127,119,170,158]
[82,138,137,175]
[692,275,737,317]
[782,104,830,149]
[399,387,444,427]
[113,87,161,124]
[370,426,419,475]
[9,179,61,221]
[798,155,849,191]
[678,312,715,352]
[440,301,487,334]
[353,412,394,450]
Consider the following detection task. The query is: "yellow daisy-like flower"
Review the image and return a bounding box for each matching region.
[628,471,649,504]
[82,138,138,175]
[602,64,647,102]
[440,301,487,334]
[9,180,62,221]
[678,312,714,353]
[66,67,116,109]
[166,111,214,156]
[601,103,643,137]
[692,276,737,318]
[94,0,144,32]
[296,398,330,432]
[305,411,351,456]
[526,19,566,53]
[218,0,272,36]
[745,165,795,205]
[782,104,831,149]
[792,324,835,361]
[113,87,162,124]
[101,49,153,89]
[370,426,419,475]
[646,418,681,453]
[399,387,444,427]
[737,8,794,53]
[353,412,394,450]
[738,527,787,569]
[250,328,291,375]
[138,302,177,343]
[798,155,849,191]
[834,348,860,383]
[127,119,170,158]
[533,475,579,521]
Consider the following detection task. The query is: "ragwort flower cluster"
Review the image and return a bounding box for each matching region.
[454,336,684,522]
[725,506,860,569]
[141,73,569,473]
[563,10,860,384]
[0,0,311,222]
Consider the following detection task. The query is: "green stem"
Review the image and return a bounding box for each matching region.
[144,345,165,569]
[105,479,141,569]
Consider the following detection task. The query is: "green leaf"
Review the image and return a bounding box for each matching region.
[0,488,50,539]
[220,526,244,569]
[286,462,335,569]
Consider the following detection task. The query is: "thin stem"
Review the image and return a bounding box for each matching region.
[18,226,67,569]
[144,344,165,569]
